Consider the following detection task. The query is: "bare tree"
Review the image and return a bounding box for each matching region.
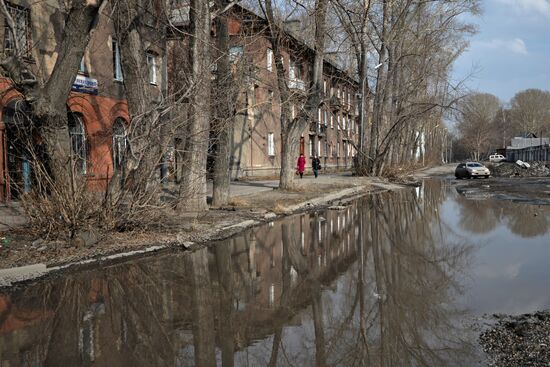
[178,0,212,211]
[332,0,479,175]
[509,88,550,137]
[261,0,328,189]
[456,92,500,161]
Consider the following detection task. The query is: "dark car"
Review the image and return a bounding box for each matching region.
[455,162,491,179]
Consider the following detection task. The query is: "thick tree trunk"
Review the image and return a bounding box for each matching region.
[179,0,211,211]
[33,1,103,183]
[113,1,166,200]
[212,2,232,207]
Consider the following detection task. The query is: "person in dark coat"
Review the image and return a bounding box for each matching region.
[312,156,321,178]
[297,154,306,178]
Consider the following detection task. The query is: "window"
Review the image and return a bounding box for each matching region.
[323,80,327,94]
[337,142,340,157]
[146,52,158,85]
[112,118,127,172]
[267,48,273,72]
[113,39,123,81]
[343,115,346,130]
[68,112,87,173]
[337,114,341,130]
[229,46,243,62]
[330,113,333,129]
[318,108,321,129]
[317,140,321,156]
[324,110,328,126]
[291,104,295,119]
[3,3,30,57]
[267,133,275,156]
[290,58,302,80]
[79,55,87,74]
[309,138,314,156]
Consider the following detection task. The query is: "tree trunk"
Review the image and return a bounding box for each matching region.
[179,0,211,211]
[264,0,328,190]
[212,2,232,207]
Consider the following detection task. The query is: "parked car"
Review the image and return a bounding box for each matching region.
[455,162,491,179]
[489,154,506,162]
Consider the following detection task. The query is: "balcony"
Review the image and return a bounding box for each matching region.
[289,78,306,91]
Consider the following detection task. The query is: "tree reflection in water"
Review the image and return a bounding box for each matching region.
[0,180,476,366]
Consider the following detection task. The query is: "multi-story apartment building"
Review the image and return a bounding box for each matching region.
[221,6,359,178]
[0,2,357,202]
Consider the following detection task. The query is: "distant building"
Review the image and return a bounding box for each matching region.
[506,134,550,162]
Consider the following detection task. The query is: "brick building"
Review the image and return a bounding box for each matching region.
[0,2,357,202]
[222,6,359,178]
[0,1,165,201]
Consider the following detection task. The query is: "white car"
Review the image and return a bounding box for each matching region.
[455,162,491,179]
[489,154,506,163]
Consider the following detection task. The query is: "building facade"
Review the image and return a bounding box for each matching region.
[223,6,359,178]
[0,1,166,201]
[0,2,357,202]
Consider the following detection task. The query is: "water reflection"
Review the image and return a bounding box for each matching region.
[455,188,550,237]
[0,181,483,366]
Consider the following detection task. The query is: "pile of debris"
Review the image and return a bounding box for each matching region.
[489,161,550,178]
[480,312,550,366]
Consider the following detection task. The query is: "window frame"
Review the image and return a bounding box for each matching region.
[68,112,87,174]
[112,118,128,172]
[146,51,158,85]
[267,132,275,156]
[3,2,31,58]
[267,48,273,72]
[113,39,123,81]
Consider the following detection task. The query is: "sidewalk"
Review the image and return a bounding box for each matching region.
[206,172,356,200]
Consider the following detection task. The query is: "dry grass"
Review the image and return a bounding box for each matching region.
[382,162,423,179]
[228,197,250,207]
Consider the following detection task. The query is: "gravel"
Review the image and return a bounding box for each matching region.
[480,311,550,366]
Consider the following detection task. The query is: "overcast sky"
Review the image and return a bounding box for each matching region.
[452,0,550,103]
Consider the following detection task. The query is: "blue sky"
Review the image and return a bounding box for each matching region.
[452,0,550,103]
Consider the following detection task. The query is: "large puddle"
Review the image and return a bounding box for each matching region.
[1,179,550,366]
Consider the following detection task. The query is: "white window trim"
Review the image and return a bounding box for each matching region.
[113,40,123,81]
[267,48,273,72]
[267,133,275,156]
[147,52,158,85]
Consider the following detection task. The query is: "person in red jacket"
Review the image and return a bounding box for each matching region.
[297,154,306,178]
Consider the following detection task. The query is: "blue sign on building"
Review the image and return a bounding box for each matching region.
[72,75,99,95]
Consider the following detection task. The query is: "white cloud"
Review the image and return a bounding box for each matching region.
[493,0,550,18]
[475,38,528,55]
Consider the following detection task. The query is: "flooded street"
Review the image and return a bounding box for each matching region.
[1,179,550,366]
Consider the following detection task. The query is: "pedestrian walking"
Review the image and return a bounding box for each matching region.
[312,156,321,178]
[297,154,306,178]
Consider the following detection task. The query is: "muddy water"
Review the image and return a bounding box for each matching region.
[1,179,550,366]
